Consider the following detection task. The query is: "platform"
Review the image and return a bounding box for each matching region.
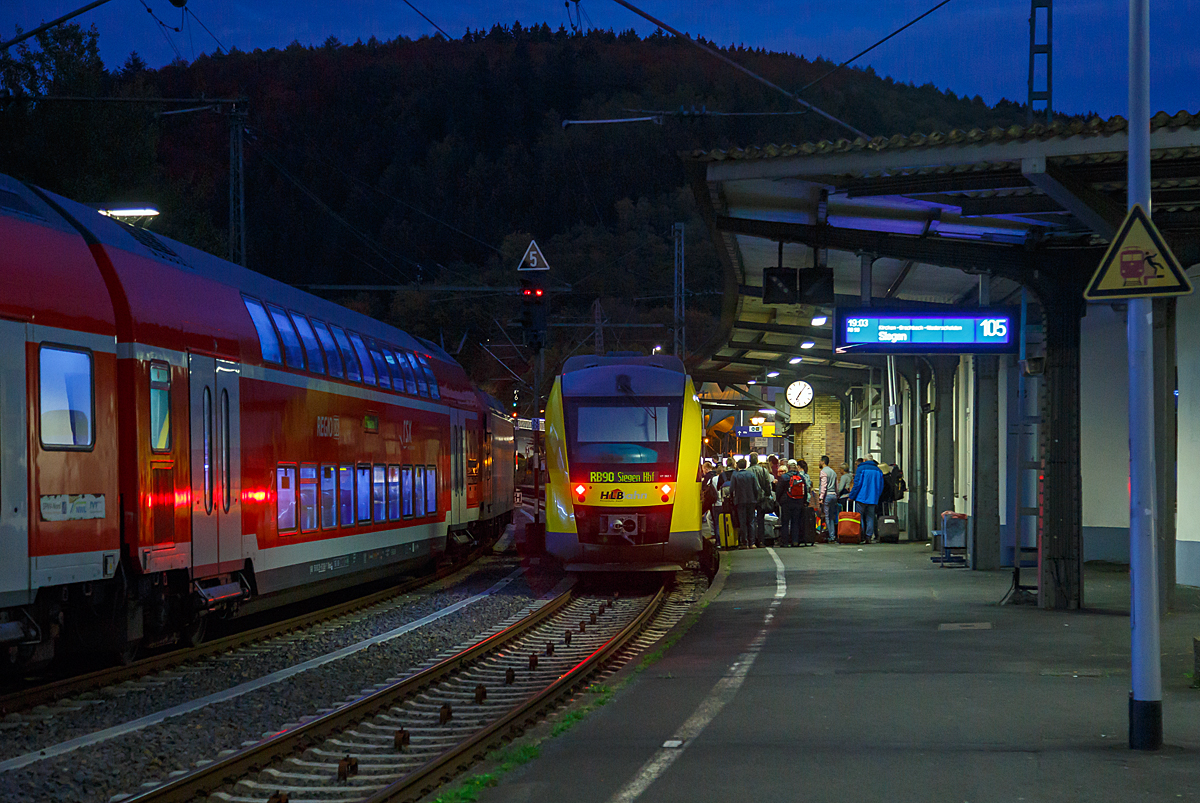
[482,543,1200,802]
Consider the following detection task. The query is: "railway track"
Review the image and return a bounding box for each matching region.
[121,581,672,803]
[0,543,499,717]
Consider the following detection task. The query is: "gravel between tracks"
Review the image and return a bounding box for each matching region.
[0,557,555,803]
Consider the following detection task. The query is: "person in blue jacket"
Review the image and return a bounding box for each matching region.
[849,457,885,543]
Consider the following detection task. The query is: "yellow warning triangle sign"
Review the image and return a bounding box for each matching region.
[517,239,550,271]
[1084,205,1192,300]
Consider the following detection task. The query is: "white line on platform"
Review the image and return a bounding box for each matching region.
[0,567,526,774]
[607,549,786,803]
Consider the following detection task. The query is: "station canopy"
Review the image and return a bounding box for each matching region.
[684,111,1200,388]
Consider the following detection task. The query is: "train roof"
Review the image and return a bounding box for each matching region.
[561,355,688,398]
[0,175,117,339]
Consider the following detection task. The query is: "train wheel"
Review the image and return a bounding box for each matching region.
[113,639,141,666]
[181,616,207,648]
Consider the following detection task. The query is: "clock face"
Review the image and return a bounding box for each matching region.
[787,380,814,408]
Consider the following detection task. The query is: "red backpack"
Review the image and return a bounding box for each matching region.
[786,473,808,500]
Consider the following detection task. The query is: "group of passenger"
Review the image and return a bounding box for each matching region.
[700,451,905,548]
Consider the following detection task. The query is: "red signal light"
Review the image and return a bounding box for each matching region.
[535,288,544,297]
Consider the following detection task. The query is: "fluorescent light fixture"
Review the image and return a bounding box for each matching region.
[801,341,816,349]
[811,315,828,326]
[767,370,780,378]
[758,408,775,415]
[788,356,802,364]
[99,207,160,218]
[748,379,756,384]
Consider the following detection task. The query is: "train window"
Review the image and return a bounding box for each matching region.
[320,464,338,528]
[299,464,318,532]
[425,466,437,514]
[383,352,404,391]
[416,355,440,399]
[267,304,306,369]
[404,352,428,397]
[387,464,401,520]
[372,464,386,522]
[330,326,361,382]
[276,464,297,532]
[356,464,372,523]
[413,466,426,517]
[349,333,376,385]
[39,345,94,450]
[338,464,354,526]
[242,297,283,364]
[221,389,231,513]
[393,351,418,394]
[311,321,344,379]
[402,466,413,518]
[290,313,326,375]
[368,343,391,389]
[149,361,171,453]
[203,387,213,514]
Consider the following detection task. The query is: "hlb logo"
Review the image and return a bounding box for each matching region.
[600,489,625,500]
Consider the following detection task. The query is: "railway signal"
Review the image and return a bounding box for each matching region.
[519,278,547,352]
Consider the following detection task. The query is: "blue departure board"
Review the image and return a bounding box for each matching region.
[834,309,1017,353]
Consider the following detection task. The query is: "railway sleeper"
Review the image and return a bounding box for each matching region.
[232,779,386,796]
[261,767,418,782]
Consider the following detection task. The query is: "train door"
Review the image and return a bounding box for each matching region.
[188,355,242,577]
[0,321,29,605]
[449,409,467,527]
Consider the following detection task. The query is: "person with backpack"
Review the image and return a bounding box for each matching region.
[775,459,809,547]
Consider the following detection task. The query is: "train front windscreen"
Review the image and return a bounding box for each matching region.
[564,399,682,484]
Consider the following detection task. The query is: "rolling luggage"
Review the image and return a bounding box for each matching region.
[799,506,817,546]
[717,509,739,549]
[878,515,900,543]
[837,511,862,544]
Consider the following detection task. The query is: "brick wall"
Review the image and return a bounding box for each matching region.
[792,395,844,469]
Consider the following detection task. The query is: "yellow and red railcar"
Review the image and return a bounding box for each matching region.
[544,355,703,571]
[0,175,513,667]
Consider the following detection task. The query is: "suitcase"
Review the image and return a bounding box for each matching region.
[878,515,900,543]
[717,511,739,549]
[837,511,862,544]
[799,506,817,545]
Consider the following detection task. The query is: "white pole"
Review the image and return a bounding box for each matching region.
[1127,0,1162,751]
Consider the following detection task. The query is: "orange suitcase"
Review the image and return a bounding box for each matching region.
[837,511,862,544]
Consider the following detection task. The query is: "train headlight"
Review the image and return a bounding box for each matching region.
[575,484,586,502]
[660,484,671,503]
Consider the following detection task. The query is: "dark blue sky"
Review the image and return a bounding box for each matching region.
[5,0,1196,119]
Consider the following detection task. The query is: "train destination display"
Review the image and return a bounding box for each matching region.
[834,309,1018,353]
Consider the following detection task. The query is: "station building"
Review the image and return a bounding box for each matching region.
[684,112,1200,609]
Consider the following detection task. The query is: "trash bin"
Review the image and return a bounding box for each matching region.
[931,511,968,566]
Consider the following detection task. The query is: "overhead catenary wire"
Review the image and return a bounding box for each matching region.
[607,0,868,140]
[399,0,451,39]
[184,6,228,55]
[796,0,955,96]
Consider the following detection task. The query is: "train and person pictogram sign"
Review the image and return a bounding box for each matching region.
[1084,205,1193,300]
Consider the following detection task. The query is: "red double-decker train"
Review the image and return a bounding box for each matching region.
[0,174,514,667]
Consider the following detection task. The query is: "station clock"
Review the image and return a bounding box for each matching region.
[786,380,814,409]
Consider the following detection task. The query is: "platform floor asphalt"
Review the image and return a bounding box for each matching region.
[480,542,1200,803]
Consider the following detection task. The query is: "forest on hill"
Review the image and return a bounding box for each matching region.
[0,21,1037,398]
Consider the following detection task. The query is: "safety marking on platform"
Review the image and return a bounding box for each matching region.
[0,568,527,774]
[938,622,992,631]
[606,549,786,803]
[1040,668,1103,678]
